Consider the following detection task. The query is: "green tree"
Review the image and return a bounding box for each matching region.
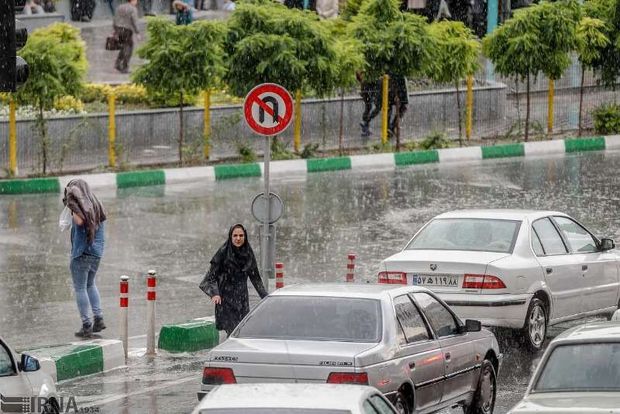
[484,8,541,141]
[348,0,433,148]
[426,21,480,144]
[575,16,609,135]
[584,0,620,88]
[133,18,226,165]
[16,23,87,175]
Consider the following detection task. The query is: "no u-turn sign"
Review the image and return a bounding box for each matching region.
[243,83,294,136]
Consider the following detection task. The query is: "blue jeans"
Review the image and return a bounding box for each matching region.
[70,255,103,326]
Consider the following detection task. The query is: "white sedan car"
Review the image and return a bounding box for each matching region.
[0,336,58,413]
[379,209,620,351]
[192,383,400,414]
[507,319,620,414]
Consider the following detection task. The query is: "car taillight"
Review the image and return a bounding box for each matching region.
[202,367,236,384]
[378,271,407,285]
[462,274,506,289]
[327,372,369,385]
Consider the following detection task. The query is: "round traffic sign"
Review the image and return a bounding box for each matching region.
[251,192,284,224]
[243,83,294,136]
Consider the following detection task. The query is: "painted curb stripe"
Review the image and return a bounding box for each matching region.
[117,170,166,189]
[164,166,215,183]
[524,140,566,157]
[265,159,307,175]
[0,177,60,194]
[605,135,620,150]
[306,157,352,173]
[481,143,525,159]
[158,319,219,353]
[565,136,605,153]
[214,163,261,180]
[350,153,395,170]
[59,173,117,190]
[100,339,126,373]
[54,344,104,381]
[394,150,439,166]
[438,146,482,163]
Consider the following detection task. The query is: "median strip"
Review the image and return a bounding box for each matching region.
[158,317,220,353]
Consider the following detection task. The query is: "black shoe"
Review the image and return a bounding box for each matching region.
[75,324,93,338]
[93,317,106,333]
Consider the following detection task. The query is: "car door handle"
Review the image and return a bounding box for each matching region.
[444,352,451,362]
[409,362,416,370]
[546,267,553,274]
[582,265,588,271]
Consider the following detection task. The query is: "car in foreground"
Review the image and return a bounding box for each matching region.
[199,283,501,414]
[192,383,400,414]
[0,335,58,413]
[507,317,620,414]
[378,209,620,351]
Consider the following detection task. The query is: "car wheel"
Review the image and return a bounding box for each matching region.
[522,298,547,352]
[42,398,59,414]
[464,359,496,414]
[393,389,410,414]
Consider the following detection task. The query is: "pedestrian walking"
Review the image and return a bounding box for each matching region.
[358,73,382,137]
[388,74,409,137]
[63,179,107,338]
[199,224,268,336]
[70,0,96,21]
[113,0,140,74]
[173,0,194,25]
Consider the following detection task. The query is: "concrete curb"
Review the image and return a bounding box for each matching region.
[158,317,219,353]
[2,136,619,195]
[28,339,125,382]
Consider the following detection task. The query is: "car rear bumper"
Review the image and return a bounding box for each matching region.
[438,293,531,329]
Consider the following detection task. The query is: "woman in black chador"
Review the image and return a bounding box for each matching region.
[200,224,268,336]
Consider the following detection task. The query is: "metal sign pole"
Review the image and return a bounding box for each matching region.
[262,135,271,291]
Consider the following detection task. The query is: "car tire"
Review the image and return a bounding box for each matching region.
[521,298,547,352]
[463,359,496,414]
[393,389,410,414]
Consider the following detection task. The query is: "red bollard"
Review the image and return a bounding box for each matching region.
[146,270,157,356]
[275,262,284,289]
[346,254,355,283]
[119,275,129,359]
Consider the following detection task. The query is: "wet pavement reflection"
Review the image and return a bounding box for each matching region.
[2,150,620,413]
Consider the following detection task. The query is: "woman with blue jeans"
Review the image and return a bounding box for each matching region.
[64,179,107,338]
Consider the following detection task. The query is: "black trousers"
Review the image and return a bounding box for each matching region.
[114,27,134,72]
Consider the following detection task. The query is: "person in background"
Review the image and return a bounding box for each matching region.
[222,0,236,11]
[173,0,194,25]
[70,0,96,22]
[199,224,268,336]
[113,0,140,74]
[315,0,337,18]
[23,0,45,15]
[63,179,107,338]
[387,74,409,137]
[358,73,382,137]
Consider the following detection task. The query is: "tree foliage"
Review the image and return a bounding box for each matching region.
[576,16,610,67]
[348,0,433,81]
[133,18,226,98]
[583,0,620,87]
[224,2,340,97]
[426,21,480,84]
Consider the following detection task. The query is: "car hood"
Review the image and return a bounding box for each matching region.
[509,393,620,413]
[383,249,510,266]
[207,338,378,367]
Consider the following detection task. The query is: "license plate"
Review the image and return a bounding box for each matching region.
[411,274,459,287]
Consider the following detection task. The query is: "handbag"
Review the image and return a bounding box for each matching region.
[105,32,121,51]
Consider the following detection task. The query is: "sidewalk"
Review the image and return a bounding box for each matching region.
[69,10,229,84]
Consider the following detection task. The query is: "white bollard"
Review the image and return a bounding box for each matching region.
[146,270,157,356]
[119,275,129,360]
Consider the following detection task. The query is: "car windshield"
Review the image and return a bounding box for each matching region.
[235,296,382,342]
[405,218,521,253]
[533,343,620,392]
[202,409,351,414]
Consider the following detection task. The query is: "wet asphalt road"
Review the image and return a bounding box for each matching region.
[1,150,620,413]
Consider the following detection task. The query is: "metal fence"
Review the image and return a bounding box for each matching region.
[1,59,619,178]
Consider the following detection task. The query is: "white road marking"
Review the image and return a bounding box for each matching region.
[90,375,197,406]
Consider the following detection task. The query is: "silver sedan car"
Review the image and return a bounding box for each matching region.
[508,319,620,414]
[379,210,620,351]
[198,283,501,414]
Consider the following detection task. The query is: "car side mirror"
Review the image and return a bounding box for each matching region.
[465,319,481,332]
[20,354,40,372]
[600,238,615,251]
